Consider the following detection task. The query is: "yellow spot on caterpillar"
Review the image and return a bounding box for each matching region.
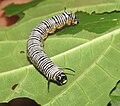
[48,28,56,34]
[43,33,48,40]
[66,20,72,25]
[56,24,65,29]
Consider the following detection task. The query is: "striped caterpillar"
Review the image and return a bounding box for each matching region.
[27,9,79,90]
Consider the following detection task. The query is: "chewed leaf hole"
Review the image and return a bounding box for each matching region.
[12,83,18,90]
[20,51,25,53]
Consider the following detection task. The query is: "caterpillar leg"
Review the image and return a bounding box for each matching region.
[43,32,49,40]
[48,28,56,34]
[66,20,72,25]
[40,38,44,46]
[56,24,65,29]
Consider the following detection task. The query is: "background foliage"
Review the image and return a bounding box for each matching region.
[0,0,120,106]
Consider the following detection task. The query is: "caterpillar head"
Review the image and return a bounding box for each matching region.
[48,68,75,91]
[70,13,79,25]
[64,10,79,25]
[56,73,67,85]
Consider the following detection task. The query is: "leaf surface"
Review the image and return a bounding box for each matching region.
[109,81,120,106]
[0,0,120,106]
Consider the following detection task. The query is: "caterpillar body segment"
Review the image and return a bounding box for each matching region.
[27,10,79,90]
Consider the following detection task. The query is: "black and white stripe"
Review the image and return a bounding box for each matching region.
[27,10,78,86]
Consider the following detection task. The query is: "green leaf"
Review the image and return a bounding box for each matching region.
[0,0,120,106]
[2,0,120,26]
[3,0,44,16]
[1,11,120,41]
[44,28,120,106]
[0,28,120,106]
[57,11,120,34]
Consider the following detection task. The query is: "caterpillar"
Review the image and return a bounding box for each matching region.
[27,9,79,90]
